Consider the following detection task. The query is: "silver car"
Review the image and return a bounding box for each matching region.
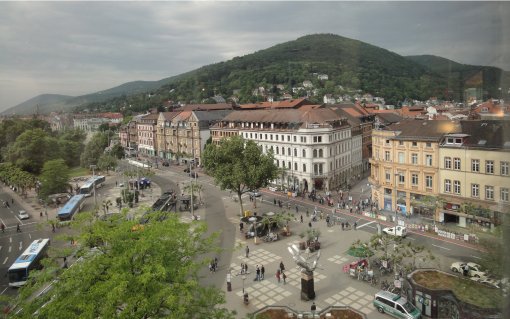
[18,210,29,220]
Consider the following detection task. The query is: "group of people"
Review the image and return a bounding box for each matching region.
[275,261,287,284]
[209,257,219,272]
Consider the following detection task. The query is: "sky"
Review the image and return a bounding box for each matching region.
[0,1,509,110]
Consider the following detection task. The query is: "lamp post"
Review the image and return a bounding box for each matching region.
[242,274,247,294]
[394,173,399,225]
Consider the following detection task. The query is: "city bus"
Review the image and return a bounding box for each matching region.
[79,175,106,197]
[57,194,85,221]
[8,238,50,287]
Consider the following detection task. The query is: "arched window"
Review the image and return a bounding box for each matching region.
[319,149,323,157]
[276,146,279,155]
[313,149,317,158]
[302,149,306,157]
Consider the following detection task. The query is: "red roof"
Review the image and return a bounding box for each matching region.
[238,98,313,109]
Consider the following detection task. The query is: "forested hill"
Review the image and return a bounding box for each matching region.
[6,34,508,115]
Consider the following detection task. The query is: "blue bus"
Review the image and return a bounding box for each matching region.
[57,194,85,221]
[8,238,50,287]
[79,175,105,197]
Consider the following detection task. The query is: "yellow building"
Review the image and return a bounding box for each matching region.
[438,120,510,229]
[369,120,461,219]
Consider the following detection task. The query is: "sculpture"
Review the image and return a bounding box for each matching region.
[288,244,321,300]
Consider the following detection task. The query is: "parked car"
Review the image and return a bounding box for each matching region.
[373,290,421,319]
[450,262,487,278]
[382,226,407,237]
[18,210,29,220]
[248,190,261,197]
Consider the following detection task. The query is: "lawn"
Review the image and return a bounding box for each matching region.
[68,167,90,178]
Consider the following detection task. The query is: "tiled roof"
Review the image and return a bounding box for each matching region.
[218,108,347,129]
[140,113,159,120]
[194,110,233,122]
[387,119,462,141]
[160,112,180,121]
[178,103,233,111]
[376,113,403,124]
[238,98,313,109]
[460,120,510,149]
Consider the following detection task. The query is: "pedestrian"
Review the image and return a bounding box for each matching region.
[115,180,118,187]
[276,269,281,283]
[273,198,276,205]
[63,256,67,263]
[300,215,303,223]
[240,222,244,233]
[311,302,317,314]
[308,221,312,228]
[16,223,21,232]
[245,245,250,258]
[244,263,248,274]
[463,264,469,277]
[11,198,14,204]
[261,265,265,280]
[295,205,298,213]
[279,261,285,273]
[255,265,260,281]
[214,257,218,270]
[341,222,345,230]
[6,201,9,208]
[306,209,309,217]
[40,211,43,218]
[282,271,287,284]
[1,223,4,233]
[354,221,357,230]
[52,223,56,233]
[240,263,245,274]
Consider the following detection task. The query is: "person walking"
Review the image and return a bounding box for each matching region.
[282,271,287,284]
[255,265,260,281]
[300,215,303,223]
[311,302,317,314]
[279,261,285,273]
[276,269,281,283]
[341,222,345,230]
[354,220,358,230]
[245,245,250,258]
[240,222,244,233]
[244,263,248,274]
[240,263,245,275]
[273,198,276,205]
[1,223,4,233]
[261,265,265,280]
[16,223,21,232]
[295,205,299,213]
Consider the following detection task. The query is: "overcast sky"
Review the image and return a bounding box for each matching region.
[1,1,509,110]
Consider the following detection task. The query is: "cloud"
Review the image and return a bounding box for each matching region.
[0,1,508,110]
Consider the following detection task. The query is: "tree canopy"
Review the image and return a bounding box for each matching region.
[202,135,278,214]
[13,212,235,319]
[38,159,70,199]
[80,131,109,168]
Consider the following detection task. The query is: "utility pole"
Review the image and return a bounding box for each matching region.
[190,160,194,218]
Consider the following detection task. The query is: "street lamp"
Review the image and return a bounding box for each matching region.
[394,173,399,225]
[242,274,247,294]
[90,165,98,209]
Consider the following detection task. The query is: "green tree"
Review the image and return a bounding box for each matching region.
[97,153,118,174]
[202,135,278,215]
[13,213,235,319]
[39,159,70,199]
[80,132,109,168]
[109,143,125,159]
[5,129,59,174]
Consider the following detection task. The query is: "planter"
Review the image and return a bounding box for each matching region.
[299,241,306,250]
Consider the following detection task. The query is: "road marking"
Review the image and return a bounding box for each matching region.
[29,233,32,239]
[9,237,12,243]
[2,257,8,265]
[356,220,376,229]
[471,255,482,260]
[19,242,23,251]
[432,244,451,251]
[1,287,7,295]
[8,246,11,253]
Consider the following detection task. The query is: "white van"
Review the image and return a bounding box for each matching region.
[383,226,407,237]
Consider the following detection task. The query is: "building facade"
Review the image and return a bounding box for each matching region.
[370,120,461,218]
[438,120,510,228]
[211,108,362,192]
[136,113,159,156]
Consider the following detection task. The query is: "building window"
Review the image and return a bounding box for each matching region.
[471,184,479,198]
[385,171,391,182]
[282,148,285,156]
[411,153,418,165]
[293,136,296,142]
[288,148,291,156]
[412,141,417,147]
[288,161,291,169]
[302,149,306,157]
[275,147,279,155]
[425,154,433,166]
[425,176,432,188]
[501,161,509,176]
[486,160,494,174]
[319,149,323,157]
[444,157,451,169]
[444,179,451,193]
[313,136,322,143]
[501,188,509,202]
[294,162,298,171]
[454,180,461,195]
[313,149,317,158]
[294,148,297,157]
[385,151,390,161]
[426,142,432,148]
[270,134,273,141]
[411,174,418,185]
[399,141,404,146]
[472,159,480,172]
[398,152,405,164]
[485,186,494,200]
[398,173,405,184]
[453,158,461,170]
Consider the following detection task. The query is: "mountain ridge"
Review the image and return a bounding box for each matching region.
[3,34,507,115]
